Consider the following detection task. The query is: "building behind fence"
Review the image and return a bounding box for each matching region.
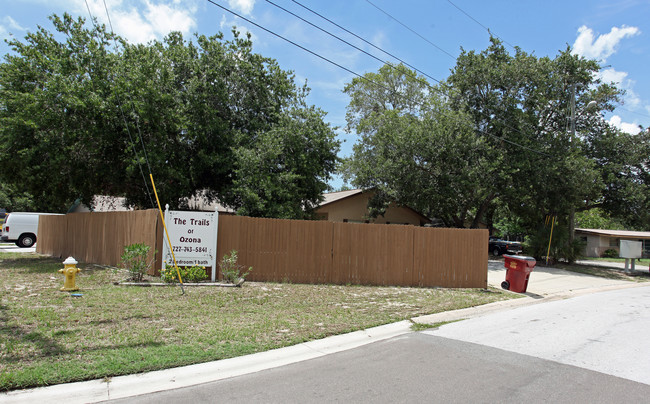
[38,211,487,288]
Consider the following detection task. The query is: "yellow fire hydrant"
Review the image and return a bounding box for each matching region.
[59,256,81,291]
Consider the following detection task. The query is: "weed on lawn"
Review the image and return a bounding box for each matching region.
[0,253,513,391]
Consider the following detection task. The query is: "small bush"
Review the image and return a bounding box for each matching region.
[120,243,153,282]
[161,265,208,283]
[524,222,585,264]
[602,248,619,258]
[220,250,251,285]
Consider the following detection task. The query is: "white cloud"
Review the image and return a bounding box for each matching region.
[0,15,27,40]
[572,25,640,60]
[145,1,196,36]
[3,16,26,31]
[574,26,646,119]
[227,0,255,15]
[597,67,640,107]
[609,115,642,134]
[599,67,628,85]
[79,0,198,44]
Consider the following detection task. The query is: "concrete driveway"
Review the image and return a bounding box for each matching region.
[413,259,647,326]
[0,243,36,253]
[487,259,640,297]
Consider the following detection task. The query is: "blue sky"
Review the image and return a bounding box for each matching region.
[2,0,649,188]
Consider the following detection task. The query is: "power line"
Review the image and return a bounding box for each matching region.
[364,0,456,60]
[616,106,650,121]
[208,0,551,157]
[101,0,156,208]
[83,0,155,208]
[289,0,441,85]
[264,0,441,85]
[445,0,516,49]
[206,0,393,93]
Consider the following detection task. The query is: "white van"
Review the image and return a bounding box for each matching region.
[1,212,62,248]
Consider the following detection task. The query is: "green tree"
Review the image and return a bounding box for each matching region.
[575,208,625,230]
[342,64,490,227]
[0,14,339,216]
[0,14,122,211]
[583,125,650,230]
[0,183,34,212]
[446,40,616,232]
[342,38,644,257]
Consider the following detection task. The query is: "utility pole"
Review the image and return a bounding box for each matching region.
[569,83,576,243]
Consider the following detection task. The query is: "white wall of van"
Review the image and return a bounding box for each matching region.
[1,212,62,248]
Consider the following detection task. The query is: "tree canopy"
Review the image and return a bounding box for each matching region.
[0,14,339,218]
[343,39,649,238]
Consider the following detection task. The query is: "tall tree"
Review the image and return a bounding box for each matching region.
[342,64,491,227]
[0,14,339,215]
[343,39,640,242]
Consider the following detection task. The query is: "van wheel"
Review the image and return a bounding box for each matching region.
[492,248,501,256]
[17,234,36,248]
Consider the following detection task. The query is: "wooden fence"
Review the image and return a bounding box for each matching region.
[37,211,487,288]
[37,210,163,272]
[216,216,487,288]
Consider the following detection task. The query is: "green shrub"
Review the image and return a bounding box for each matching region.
[602,248,619,258]
[120,243,153,282]
[524,222,585,264]
[161,265,208,283]
[220,250,252,285]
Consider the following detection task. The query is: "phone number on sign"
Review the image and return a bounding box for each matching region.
[172,246,208,253]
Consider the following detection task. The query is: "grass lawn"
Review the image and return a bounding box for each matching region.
[557,262,650,282]
[0,253,513,391]
[580,257,649,264]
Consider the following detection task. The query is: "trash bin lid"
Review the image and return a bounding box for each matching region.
[503,254,535,261]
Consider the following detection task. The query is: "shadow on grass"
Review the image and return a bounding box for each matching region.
[1,306,165,364]
[0,256,62,274]
[88,313,153,326]
[0,303,66,363]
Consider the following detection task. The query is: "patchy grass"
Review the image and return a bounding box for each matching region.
[0,253,512,391]
[557,262,650,282]
[410,319,465,331]
[580,257,649,264]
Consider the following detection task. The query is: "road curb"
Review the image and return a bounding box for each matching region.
[0,321,413,404]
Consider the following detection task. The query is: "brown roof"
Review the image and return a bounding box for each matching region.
[319,189,364,206]
[319,189,430,222]
[576,228,650,239]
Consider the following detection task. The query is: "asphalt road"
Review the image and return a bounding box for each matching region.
[107,285,650,404]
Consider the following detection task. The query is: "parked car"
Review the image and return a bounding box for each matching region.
[489,237,523,256]
[1,212,62,248]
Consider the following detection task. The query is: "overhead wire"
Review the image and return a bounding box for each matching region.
[446,2,649,130]
[100,0,156,208]
[99,0,185,293]
[289,0,441,85]
[445,0,517,49]
[206,0,393,93]
[208,0,552,157]
[81,0,155,209]
[264,0,441,84]
[364,0,456,59]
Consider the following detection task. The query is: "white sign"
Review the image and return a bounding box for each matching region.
[162,206,219,281]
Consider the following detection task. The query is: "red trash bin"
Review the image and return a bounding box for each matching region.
[501,255,536,293]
